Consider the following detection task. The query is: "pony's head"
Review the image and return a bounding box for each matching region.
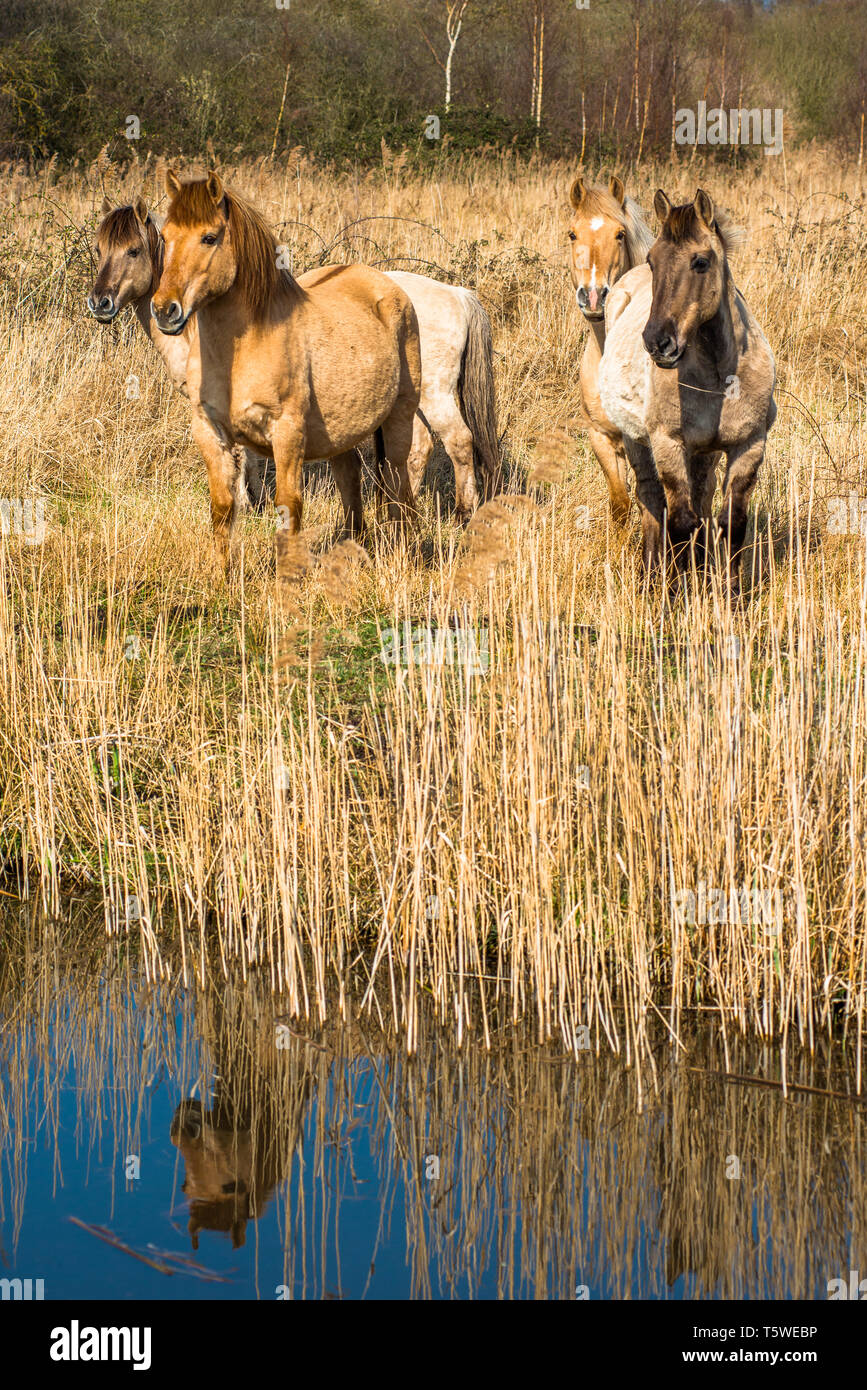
[152,169,291,335]
[643,188,745,367]
[567,175,653,320]
[88,196,161,321]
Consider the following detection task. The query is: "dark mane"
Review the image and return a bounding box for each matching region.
[167,179,299,319]
[99,205,164,288]
[661,202,746,255]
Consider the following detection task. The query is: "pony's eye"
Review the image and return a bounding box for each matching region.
[128,248,140,259]
[616,231,625,242]
[692,256,710,272]
[202,233,218,246]
[568,230,576,241]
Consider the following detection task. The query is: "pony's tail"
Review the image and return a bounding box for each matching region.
[458,292,501,500]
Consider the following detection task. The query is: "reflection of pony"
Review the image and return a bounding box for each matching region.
[567,176,655,522]
[171,995,313,1252]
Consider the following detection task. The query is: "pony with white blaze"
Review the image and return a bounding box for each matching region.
[567,175,655,522]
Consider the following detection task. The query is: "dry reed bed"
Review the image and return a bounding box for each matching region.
[0,151,865,1060]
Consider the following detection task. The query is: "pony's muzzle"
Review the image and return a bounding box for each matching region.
[643,321,682,366]
[87,292,117,322]
[576,284,608,319]
[151,298,186,335]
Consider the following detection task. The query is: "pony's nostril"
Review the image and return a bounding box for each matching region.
[167,300,182,321]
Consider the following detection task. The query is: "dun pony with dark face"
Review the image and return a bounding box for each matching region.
[151,170,421,575]
[597,188,776,587]
[567,175,655,522]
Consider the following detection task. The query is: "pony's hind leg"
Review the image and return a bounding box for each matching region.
[439,411,480,522]
[329,449,365,539]
[406,413,435,503]
[378,413,418,537]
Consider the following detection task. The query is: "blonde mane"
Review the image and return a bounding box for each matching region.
[573,184,655,267]
[168,179,299,319]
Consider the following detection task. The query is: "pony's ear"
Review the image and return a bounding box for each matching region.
[654,189,672,224]
[100,196,113,217]
[694,188,715,230]
[608,175,626,206]
[569,176,587,210]
[205,169,224,204]
[165,167,182,198]
[133,194,149,225]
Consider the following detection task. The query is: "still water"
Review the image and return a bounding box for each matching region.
[1,907,865,1300]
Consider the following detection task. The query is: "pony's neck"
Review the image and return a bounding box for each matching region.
[586,316,606,355]
[697,263,740,377]
[134,294,190,394]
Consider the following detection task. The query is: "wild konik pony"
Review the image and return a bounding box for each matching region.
[597,189,776,587]
[87,197,273,507]
[568,175,655,522]
[88,201,499,519]
[151,170,421,576]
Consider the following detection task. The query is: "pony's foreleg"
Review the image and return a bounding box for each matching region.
[271,420,307,581]
[718,433,765,593]
[650,432,702,569]
[329,449,365,539]
[695,452,722,519]
[623,437,665,575]
[191,413,241,577]
[242,449,275,512]
[587,425,631,525]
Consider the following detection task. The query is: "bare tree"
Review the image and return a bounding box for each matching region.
[415,1,472,113]
[444,1,471,112]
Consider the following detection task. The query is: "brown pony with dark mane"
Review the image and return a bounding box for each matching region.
[598,188,776,587]
[151,170,421,576]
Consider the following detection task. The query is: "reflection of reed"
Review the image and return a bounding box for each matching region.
[2,912,866,1299]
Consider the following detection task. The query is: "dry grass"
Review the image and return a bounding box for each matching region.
[0,148,865,1063]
